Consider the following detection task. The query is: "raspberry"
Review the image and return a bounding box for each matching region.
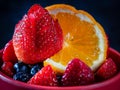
[96,58,117,80]
[61,58,94,86]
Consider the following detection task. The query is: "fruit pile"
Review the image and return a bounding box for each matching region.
[0,4,118,86]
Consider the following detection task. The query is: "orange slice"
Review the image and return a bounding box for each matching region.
[44,4,108,74]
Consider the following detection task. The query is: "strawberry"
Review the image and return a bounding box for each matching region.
[1,62,14,77]
[28,65,58,86]
[2,40,17,63]
[13,4,63,64]
[96,58,117,80]
[61,58,94,86]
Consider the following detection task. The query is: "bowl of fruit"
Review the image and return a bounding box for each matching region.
[0,4,120,90]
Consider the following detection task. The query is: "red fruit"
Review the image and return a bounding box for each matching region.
[28,65,58,86]
[2,40,17,63]
[13,4,63,64]
[61,58,94,86]
[1,62,14,77]
[96,58,117,80]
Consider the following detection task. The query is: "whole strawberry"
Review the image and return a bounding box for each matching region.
[28,65,58,86]
[13,4,63,64]
[96,58,117,80]
[61,58,94,86]
[2,40,17,63]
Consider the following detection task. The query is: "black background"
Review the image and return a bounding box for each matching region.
[0,0,120,52]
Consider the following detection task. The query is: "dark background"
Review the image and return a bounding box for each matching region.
[0,0,120,52]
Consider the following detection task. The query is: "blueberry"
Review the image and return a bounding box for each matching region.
[30,63,43,76]
[13,72,31,82]
[14,62,30,73]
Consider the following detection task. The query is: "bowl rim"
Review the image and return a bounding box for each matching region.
[0,47,120,90]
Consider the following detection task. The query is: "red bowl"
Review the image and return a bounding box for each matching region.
[0,48,120,90]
